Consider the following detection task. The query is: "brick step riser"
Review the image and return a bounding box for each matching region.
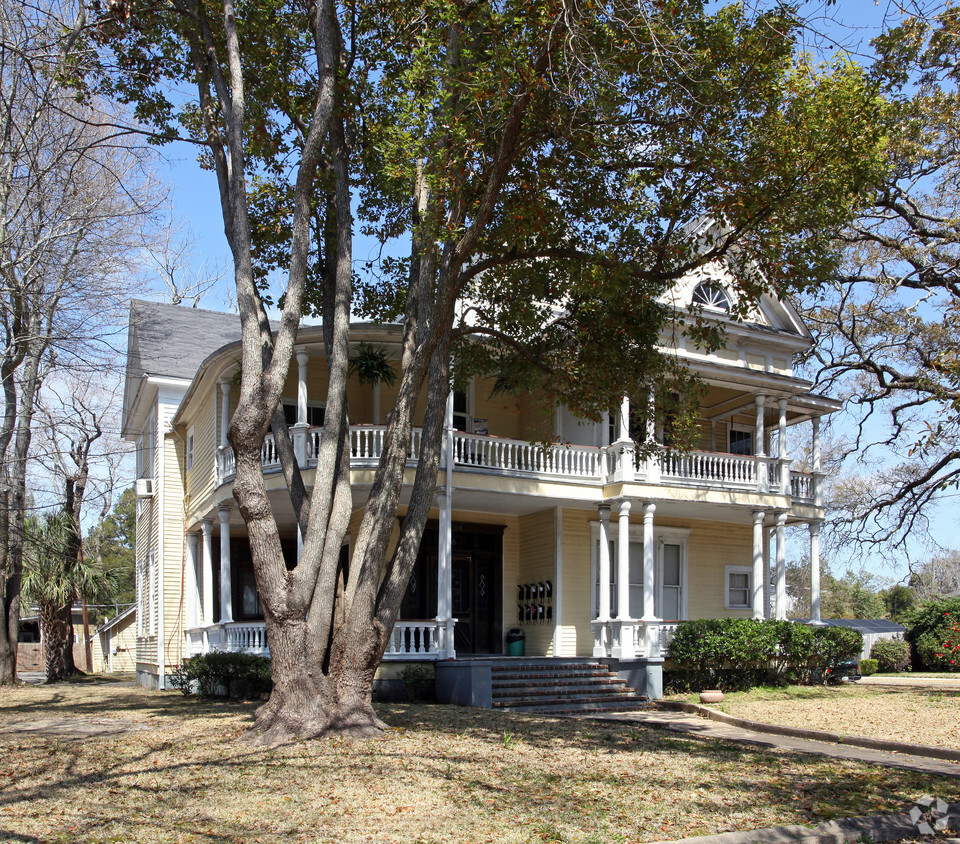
[493,696,645,710]
[493,691,642,705]
[492,664,604,672]
[493,677,627,689]
[497,702,649,714]
[493,684,635,698]
[491,672,619,685]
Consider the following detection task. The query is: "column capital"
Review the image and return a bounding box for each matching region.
[618,499,632,515]
[775,511,788,527]
[295,347,310,365]
[808,521,821,537]
[597,503,611,521]
[219,379,231,394]
[643,502,656,519]
[755,393,767,407]
[200,518,214,536]
[752,509,766,525]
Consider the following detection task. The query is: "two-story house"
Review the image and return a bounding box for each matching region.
[122,273,835,705]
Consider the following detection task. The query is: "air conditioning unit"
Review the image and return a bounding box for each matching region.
[135,478,154,498]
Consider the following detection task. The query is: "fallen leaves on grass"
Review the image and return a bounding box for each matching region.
[0,683,956,843]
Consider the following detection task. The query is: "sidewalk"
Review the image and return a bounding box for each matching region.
[859,675,960,690]
[589,703,960,778]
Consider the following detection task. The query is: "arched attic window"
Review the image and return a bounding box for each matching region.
[691,279,731,312]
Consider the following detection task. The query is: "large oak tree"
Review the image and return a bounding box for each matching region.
[91,0,884,741]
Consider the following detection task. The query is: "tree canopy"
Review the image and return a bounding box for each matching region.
[801,4,960,552]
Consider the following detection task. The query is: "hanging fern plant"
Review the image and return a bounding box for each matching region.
[349,342,397,387]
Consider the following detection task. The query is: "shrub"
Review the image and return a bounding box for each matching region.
[870,638,910,673]
[399,663,435,701]
[665,619,862,691]
[904,598,960,671]
[170,652,273,698]
[860,658,878,676]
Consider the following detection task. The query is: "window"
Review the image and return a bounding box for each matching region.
[452,389,471,432]
[280,401,325,428]
[692,280,731,311]
[729,426,753,456]
[136,416,154,479]
[186,427,195,471]
[726,565,753,610]
[590,523,688,621]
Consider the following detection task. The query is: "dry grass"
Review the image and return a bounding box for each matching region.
[688,685,960,750]
[0,682,957,844]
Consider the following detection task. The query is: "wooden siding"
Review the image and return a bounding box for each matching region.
[561,509,594,656]
[162,428,187,670]
[185,380,218,506]
[517,510,556,656]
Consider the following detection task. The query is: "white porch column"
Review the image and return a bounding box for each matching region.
[186,532,200,628]
[293,348,310,465]
[614,500,634,658]
[755,394,768,492]
[810,522,822,623]
[201,519,214,626]
[219,381,230,449]
[219,507,233,624]
[594,504,612,657]
[597,505,612,622]
[778,397,790,495]
[774,512,787,620]
[437,491,453,653]
[296,348,309,426]
[644,387,660,484]
[642,503,656,621]
[812,416,824,508]
[615,394,635,482]
[752,510,765,620]
[616,500,631,620]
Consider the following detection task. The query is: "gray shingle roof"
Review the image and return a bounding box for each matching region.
[128,299,242,381]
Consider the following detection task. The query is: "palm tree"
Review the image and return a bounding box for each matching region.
[22,512,119,682]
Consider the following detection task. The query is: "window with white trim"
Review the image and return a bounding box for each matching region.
[590,523,689,620]
[186,427,195,471]
[281,400,325,427]
[692,279,731,311]
[725,565,753,610]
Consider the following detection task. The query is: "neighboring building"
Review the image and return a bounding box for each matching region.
[122,270,836,700]
[815,619,906,663]
[91,606,137,673]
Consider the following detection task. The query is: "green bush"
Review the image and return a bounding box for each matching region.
[870,638,910,673]
[860,658,878,676]
[904,598,960,671]
[666,619,863,691]
[170,652,273,699]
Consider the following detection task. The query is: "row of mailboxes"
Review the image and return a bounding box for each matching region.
[517,581,553,623]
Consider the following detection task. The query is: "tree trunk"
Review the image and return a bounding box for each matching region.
[0,489,18,684]
[41,604,70,682]
[244,618,385,746]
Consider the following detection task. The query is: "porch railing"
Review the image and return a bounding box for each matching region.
[184,619,445,661]
[591,619,679,660]
[214,425,818,503]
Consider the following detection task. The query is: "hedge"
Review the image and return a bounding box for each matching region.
[870,638,910,673]
[666,618,863,691]
[170,652,273,699]
[904,598,960,672]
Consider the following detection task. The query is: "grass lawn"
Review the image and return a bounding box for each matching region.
[0,682,958,843]
[673,685,960,750]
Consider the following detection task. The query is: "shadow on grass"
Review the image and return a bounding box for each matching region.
[0,687,954,844]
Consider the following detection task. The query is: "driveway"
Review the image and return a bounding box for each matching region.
[859,674,960,690]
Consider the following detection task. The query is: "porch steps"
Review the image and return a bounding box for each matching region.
[490,661,648,714]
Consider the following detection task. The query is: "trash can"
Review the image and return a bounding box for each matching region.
[506,627,525,657]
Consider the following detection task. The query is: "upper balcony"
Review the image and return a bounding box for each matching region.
[214,423,820,505]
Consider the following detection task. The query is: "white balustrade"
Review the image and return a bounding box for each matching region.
[790,472,815,502]
[261,434,280,470]
[659,450,758,487]
[223,622,270,655]
[383,620,441,659]
[215,426,815,499]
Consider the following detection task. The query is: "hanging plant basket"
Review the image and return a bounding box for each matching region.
[349,342,396,387]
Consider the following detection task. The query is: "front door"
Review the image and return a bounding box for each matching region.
[402,522,503,654]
